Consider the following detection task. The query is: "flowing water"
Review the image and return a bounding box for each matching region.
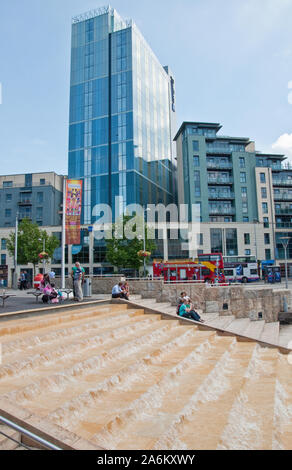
[0,303,291,450]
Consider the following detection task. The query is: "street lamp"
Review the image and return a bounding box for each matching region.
[13,212,19,289]
[253,219,259,262]
[142,207,150,278]
[279,236,290,290]
[39,237,46,275]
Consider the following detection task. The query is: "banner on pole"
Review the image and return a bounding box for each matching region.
[65,179,82,245]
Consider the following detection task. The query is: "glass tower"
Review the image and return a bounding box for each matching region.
[68,6,177,223]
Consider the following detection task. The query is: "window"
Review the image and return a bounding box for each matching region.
[192,141,199,152]
[36,207,43,219]
[264,233,270,245]
[241,187,247,198]
[263,217,269,228]
[37,192,43,204]
[5,194,12,202]
[197,233,203,245]
[210,228,223,253]
[1,239,6,250]
[1,254,6,265]
[40,179,45,185]
[244,233,250,245]
[261,187,267,199]
[193,156,199,167]
[262,203,268,214]
[3,181,12,188]
[243,217,249,222]
[260,173,266,183]
[245,249,251,256]
[239,157,245,168]
[242,202,248,214]
[225,228,238,256]
[5,209,11,218]
[265,249,271,260]
[194,171,201,197]
[240,172,246,183]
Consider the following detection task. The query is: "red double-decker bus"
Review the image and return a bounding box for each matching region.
[153,254,226,284]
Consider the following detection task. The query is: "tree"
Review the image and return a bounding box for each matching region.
[6,219,60,275]
[105,215,156,274]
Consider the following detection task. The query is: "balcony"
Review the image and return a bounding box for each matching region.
[207,176,233,185]
[274,193,292,201]
[208,192,235,199]
[257,162,283,170]
[206,161,233,170]
[209,206,235,215]
[275,207,292,215]
[18,199,32,206]
[276,222,292,229]
[206,146,231,155]
[273,178,292,187]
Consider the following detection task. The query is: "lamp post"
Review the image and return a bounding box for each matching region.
[142,207,150,278]
[253,219,259,262]
[279,237,290,290]
[39,237,46,274]
[13,212,19,289]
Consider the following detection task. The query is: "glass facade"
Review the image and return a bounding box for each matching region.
[68,8,176,224]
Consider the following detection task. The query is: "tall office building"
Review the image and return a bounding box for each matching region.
[68,6,177,224]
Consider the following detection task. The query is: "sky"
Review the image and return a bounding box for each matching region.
[0,0,291,176]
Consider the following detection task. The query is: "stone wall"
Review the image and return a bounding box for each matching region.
[60,276,290,323]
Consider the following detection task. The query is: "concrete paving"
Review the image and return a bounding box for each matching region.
[0,289,110,315]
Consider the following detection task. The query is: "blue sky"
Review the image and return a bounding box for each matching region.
[0,0,291,175]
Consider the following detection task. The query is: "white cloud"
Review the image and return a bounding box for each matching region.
[272,133,292,158]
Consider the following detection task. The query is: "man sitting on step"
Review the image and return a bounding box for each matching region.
[112,282,129,300]
[179,298,204,323]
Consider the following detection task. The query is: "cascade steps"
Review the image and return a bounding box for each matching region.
[0,303,291,450]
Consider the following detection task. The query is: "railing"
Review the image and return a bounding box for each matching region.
[206,147,232,154]
[208,192,235,199]
[207,177,233,184]
[273,179,292,187]
[209,207,235,215]
[0,415,62,450]
[274,194,292,201]
[275,223,292,228]
[206,162,233,169]
[275,208,292,215]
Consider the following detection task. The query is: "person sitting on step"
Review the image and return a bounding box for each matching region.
[179,298,204,323]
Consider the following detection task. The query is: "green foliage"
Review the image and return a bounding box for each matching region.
[106,215,156,271]
[6,219,60,268]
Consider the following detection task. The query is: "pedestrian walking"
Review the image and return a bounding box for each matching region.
[71,262,85,301]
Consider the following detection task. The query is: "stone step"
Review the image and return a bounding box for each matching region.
[241,320,266,341]
[225,318,251,336]
[0,304,128,339]
[218,346,279,450]
[0,424,21,450]
[130,295,142,300]
[0,316,175,387]
[206,315,235,329]
[47,326,215,439]
[272,353,292,449]
[151,341,256,451]
[1,309,153,363]
[90,335,235,450]
[260,322,280,345]
[4,320,185,413]
[278,325,292,348]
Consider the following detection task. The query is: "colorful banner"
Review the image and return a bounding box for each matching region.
[65,179,82,245]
